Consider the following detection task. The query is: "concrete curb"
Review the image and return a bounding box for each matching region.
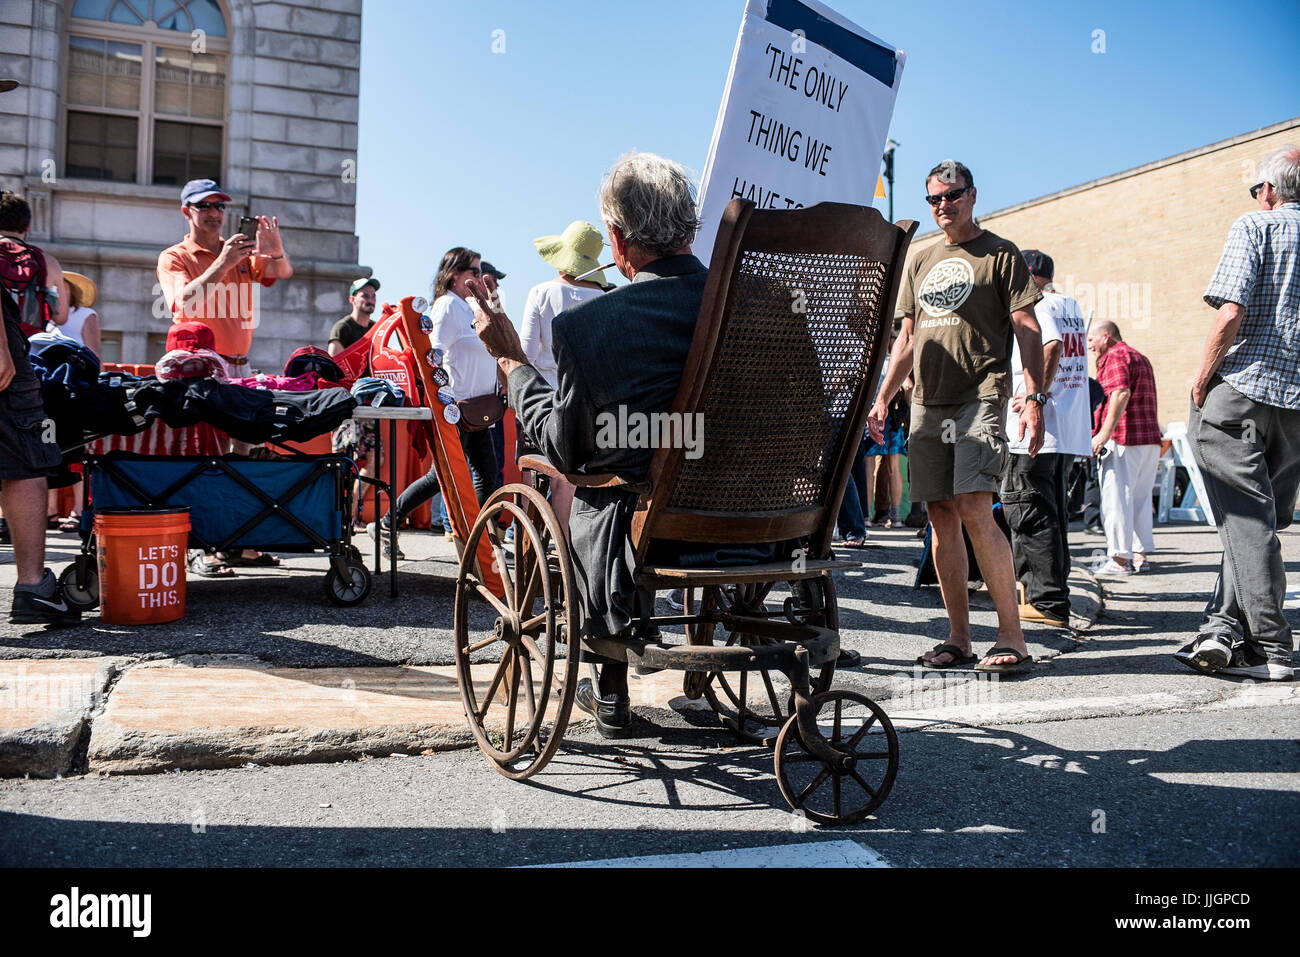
[0,658,124,777]
[86,656,478,774]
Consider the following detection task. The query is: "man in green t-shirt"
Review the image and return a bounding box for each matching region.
[329,276,380,532]
[869,160,1046,675]
[328,276,379,356]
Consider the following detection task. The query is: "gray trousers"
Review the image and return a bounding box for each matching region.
[1190,378,1300,663]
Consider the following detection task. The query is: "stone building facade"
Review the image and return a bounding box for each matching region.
[904,118,1300,426]
[1,0,366,371]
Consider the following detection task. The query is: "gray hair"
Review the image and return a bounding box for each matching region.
[1257,145,1300,203]
[599,151,701,258]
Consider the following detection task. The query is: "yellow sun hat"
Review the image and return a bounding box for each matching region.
[533,221,607,287]
[63,271,97,308]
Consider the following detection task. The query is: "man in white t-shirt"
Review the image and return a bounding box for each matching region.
[1002,250,1092,627]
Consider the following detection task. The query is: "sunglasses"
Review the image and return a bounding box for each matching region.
[1249,182,1267,200]
[188,201,227,211]
[462,266,482,276]
[925,186,971,207]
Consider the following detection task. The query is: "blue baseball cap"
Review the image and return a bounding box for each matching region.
[181,179,231,205]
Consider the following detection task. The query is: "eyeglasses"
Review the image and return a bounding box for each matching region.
[925,186,971,207]
[1249,182,1267,200]
[462,266,482,276]
[188,201,228,211]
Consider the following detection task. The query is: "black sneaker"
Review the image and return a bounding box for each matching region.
[10,568,82,627]
[1174,634,1233,674]
[1217,646,1295,682]
[574,678,632,738]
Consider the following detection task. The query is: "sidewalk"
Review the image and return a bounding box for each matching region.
[1,522,1296,777]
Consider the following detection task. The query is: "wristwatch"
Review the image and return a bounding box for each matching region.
[1026,392,1049,406]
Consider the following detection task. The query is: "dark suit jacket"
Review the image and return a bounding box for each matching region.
[508,254,707,638]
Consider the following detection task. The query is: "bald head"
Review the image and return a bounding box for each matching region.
[1087,320,1123,363]
[1093,320,1121,341]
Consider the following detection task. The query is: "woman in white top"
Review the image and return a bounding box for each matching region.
[374,248,503,552]
[520,221,610,388]
[49,270,100,356]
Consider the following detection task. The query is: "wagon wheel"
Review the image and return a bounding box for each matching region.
[453,484,578,780]
[701,575,838,744]
[774,689,899,826]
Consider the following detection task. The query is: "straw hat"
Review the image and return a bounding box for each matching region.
[533,221,607,286]
[63,271,97,308]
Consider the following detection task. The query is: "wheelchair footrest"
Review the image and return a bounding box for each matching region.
[584,622,838,674]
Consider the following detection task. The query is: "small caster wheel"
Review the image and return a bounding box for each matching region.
[58,563,100,611]
[324,561,371,606]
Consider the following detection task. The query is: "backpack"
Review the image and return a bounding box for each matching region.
[0,236,51,337]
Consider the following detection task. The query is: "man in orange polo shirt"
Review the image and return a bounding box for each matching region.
[157,178,293,377]
[156,179,293,574]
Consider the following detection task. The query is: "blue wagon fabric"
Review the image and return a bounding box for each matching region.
[90,454,346,552]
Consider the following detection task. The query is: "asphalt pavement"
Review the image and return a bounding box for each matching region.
[2,706,1295,867]
[1,520,1297,867]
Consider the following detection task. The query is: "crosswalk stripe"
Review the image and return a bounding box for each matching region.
[534,839,890,868]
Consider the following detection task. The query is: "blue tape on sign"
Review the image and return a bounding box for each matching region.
[763,0,897,88]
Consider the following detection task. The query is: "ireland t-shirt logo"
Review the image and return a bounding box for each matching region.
[918,258,974,318]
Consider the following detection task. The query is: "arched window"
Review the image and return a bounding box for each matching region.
[63,0,230,186]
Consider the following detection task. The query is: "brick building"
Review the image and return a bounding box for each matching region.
[905,117,1300,426]
[1,0,366,371]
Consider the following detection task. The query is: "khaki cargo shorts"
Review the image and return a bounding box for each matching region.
[908,397,1010,503]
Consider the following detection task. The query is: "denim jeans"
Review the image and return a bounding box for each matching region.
[386,427,502,528]
[1190,377,1300,663]
[837,472,866,540]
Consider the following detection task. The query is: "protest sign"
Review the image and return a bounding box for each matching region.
[696,0,905,258]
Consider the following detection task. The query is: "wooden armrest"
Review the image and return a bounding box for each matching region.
[517,454,640,490]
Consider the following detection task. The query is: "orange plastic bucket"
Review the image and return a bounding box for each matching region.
[95,507,191,625]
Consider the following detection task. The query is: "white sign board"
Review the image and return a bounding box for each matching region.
[696,0,906,258]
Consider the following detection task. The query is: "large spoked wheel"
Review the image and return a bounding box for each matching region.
[774,689,899,826]
[453,484,578,780]
[700,575,838,744]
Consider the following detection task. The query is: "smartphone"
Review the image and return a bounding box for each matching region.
[237,215,258,240]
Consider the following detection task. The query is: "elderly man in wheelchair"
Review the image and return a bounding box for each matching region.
[463,150,915,825]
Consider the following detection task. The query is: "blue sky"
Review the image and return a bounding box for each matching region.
[355,0,1300,320]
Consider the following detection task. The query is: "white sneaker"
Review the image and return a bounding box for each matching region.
[366,521,404,561]
[665,589,685,611]
[1091,558,1134,578]
[1132,553,1149,573]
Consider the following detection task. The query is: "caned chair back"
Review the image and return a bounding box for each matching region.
[633,199,917,561]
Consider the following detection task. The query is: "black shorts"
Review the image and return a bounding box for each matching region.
[0,316,60,482]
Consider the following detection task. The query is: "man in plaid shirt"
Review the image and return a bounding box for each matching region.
[1087,321,1161,577]
[1176,145,1300,682]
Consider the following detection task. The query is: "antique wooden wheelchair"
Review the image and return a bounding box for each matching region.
[452,198,917,825]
